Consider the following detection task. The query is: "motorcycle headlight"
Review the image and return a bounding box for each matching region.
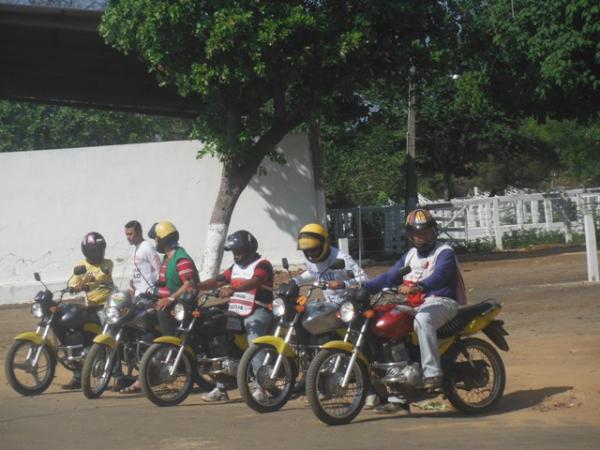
[272,298,286,317]
[106,306,121,324]
[174,303,186,322]
[31,302,43,318]
[339,301,356,323]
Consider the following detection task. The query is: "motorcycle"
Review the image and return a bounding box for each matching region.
[81,290,162,398]
[305,266,509,425]
[237,258,350,413]
[4,267,108,396]
[138,290,248,406]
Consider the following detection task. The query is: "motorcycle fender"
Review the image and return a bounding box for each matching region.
[463,305,501,335]
[234,334,248,351]
[252,336,296,358]
[93,334,118,350]
[83,322,102,335]
[483,320,510,351]
[152,336,194,355]
[321,341,369,366]
[14,332,55,350]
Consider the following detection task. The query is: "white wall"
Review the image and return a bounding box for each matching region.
[0,135,318,304]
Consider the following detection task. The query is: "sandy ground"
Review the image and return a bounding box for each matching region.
[0,248,599,450]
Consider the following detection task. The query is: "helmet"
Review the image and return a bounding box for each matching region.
[224,230,258,266]
[152,221,179,254]
[404,209,438,253]
[81,232,106,264]
[297,223,330,263]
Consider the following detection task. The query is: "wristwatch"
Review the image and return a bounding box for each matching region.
[168,296,175,302]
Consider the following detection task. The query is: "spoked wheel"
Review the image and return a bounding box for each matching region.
[306,349,368,426]
[5,340,56,396]
[237,344,295,413]
[81,343,115,399]
[444,337,506,414]
[139,343,195,407]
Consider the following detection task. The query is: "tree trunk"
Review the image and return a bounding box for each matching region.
[405,65,418,215]
[200,162,260,279]
[442,164,454,201]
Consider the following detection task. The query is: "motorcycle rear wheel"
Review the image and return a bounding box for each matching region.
[444,337,506,414]
[237,344,295,413]
[306,349,368,426]
[139,342,195,407]
[5,340,56,396]
[81,343,115,399]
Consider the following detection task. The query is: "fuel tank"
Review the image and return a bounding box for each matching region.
[370,304,414,341]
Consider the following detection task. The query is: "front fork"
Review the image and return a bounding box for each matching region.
[340,318,370,388]
[29,314,55,368]
[268,314,299,380]
[168,318,195,377]
[103,328,122,374]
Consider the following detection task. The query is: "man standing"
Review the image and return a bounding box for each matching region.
[126,220,161,300]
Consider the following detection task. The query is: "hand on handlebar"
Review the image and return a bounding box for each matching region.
[218,286,233,298]
[399,284,422,296]
[327,280,345,290]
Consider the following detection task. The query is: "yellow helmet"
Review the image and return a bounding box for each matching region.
[151,221,179,253]
[297,223,330,263]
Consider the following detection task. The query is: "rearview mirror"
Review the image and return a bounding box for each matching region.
[33,272,41,282]
[282,258,289,270]
[329,259,345,270]
[393,265,411,285]
[73,265,87,276]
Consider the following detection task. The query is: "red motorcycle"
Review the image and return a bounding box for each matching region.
[305,267,509,425]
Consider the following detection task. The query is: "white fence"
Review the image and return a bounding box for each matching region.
[328,187,600,255]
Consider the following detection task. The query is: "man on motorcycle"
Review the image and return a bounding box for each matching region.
[364,209,462,413]
[197,230,274,402]
[293,223,367,300]
[64,231,114,389]
[150,222,200,337]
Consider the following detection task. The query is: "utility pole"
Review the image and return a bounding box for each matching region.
[405,65,418,216]
[309,117,327,224]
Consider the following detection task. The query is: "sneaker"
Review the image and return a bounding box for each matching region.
[252,386,269,403]
[61,378,81,390]
[423,376,443,390]
[374,401,411,414]
[364,393,381,410]
[201,387,229,402]
[112,377,135,393]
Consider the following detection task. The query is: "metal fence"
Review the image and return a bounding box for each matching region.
[327,187,600,259]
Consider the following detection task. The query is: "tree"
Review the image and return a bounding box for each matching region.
[100,0,452,276]
[0,100,192,152]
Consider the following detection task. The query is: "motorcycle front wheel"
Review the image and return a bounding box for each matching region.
[5,340,56,396]
[305,349,368,426]
[237,344,295,413]
[444,337,506,414]
[81,343,115,399]
[139,343,195,407]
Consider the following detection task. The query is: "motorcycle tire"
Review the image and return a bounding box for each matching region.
[81,343,115,399]
[5,340,56,396]
[139,342,195,407]
[306,348,368,426]
[237,344,295,413]
[444,337,506,414]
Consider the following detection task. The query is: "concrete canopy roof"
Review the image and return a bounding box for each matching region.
[0,3,201,118]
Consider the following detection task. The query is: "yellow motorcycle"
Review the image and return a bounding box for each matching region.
[4,268,104,396]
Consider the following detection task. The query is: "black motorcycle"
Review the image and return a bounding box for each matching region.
[81,290,162,398]
[5,267,106,396]
[138,290,248,406]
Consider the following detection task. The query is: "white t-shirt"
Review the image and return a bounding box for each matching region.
[131,240,161,298]
[293,247,368,304]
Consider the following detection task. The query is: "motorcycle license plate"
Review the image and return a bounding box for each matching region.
[226,316,243,331]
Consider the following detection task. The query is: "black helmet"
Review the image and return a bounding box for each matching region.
[404,209,438,254]
[224,230,258,266]
[81,232,106,264]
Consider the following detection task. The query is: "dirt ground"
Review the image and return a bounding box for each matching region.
[0,248,599,450]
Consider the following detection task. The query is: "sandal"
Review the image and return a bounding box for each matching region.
[119,382,142,394]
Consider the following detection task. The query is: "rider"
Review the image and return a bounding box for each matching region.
[293,223,367,300]
[150,222,200,337]
[63,231,114,389]
[364,209,463,413]
[197,230,274,403]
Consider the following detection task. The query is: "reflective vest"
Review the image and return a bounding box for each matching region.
[228,257,270,317]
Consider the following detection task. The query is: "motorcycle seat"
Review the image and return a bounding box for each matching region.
[437,299,498,338]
